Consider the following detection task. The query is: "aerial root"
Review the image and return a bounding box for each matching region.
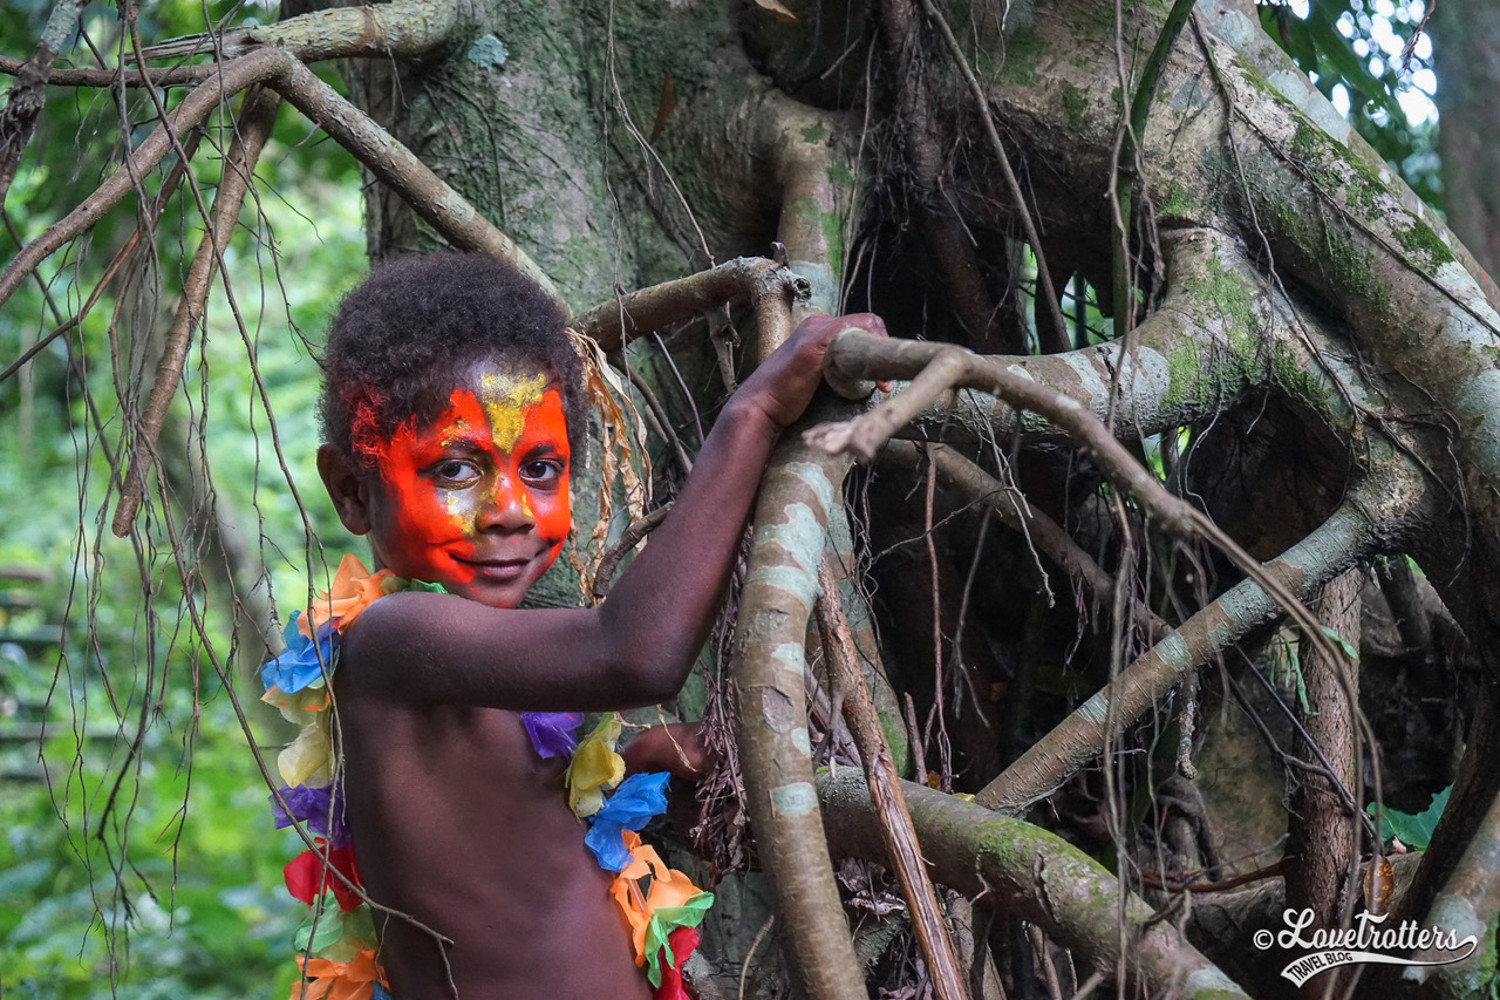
[972,474,1409,814]
[882,439,1172,642]
[815,559,968,1000]
[111,86,280,537]
[0,44,559,322]
[808,330,1372,694]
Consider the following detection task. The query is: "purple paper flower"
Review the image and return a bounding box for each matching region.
[270,781,350,848]
[584,771,671,870]
[522,711,583,758]
[259,612,337,693]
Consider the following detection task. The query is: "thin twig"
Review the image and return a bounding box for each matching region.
[593,505,671,596]
[0,54,216,87]
[0,48,287,311]
[817,558,970,1000]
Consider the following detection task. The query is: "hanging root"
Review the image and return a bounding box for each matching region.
[974,465,1427,814]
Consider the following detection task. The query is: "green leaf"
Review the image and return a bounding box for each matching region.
[1368,786,1450,849]
[1318,624,1359,662]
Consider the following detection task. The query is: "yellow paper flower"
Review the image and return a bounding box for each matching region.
[278,720,333,788]
[565,715,624,817]
[300,555,396,637]
[262,684,331,725]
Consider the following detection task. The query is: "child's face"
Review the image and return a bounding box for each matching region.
[360,361,572,607]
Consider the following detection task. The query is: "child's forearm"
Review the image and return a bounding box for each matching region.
[596,396,781,700]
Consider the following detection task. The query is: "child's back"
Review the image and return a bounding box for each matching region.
[280,251,880,999]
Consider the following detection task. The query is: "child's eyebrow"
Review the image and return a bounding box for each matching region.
[522,441,565,456]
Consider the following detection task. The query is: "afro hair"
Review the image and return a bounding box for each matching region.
[318,252,585,467]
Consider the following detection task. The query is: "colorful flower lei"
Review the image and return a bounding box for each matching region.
[261,554,712,1000]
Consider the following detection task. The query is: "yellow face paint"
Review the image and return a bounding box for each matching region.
[477,371,548,452]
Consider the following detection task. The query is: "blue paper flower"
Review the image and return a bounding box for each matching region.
[260,612,338,693]
[522,711,583,758]
[270,781,350,848]
[584,771,672,871]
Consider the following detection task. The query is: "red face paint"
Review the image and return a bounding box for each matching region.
[360,363,571,608]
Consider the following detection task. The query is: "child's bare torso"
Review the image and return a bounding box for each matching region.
[337,676,653,1000]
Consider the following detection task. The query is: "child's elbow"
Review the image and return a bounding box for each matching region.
[615,656,693,705]
[596,610,698,705]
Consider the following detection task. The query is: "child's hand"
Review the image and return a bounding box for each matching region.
[739,313,888,429]
[621,722,712,782]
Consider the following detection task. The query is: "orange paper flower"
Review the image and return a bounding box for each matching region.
[291,947,388,1000]
[609,832,710,966]
[300,555,396,637]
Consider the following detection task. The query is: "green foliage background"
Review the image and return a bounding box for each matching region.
[1,4,367,995]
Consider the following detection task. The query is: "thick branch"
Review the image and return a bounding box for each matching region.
[975,472,1422,813]
[1192,1,1500,587]
[756,90,853,316]
[819,772,1251,998]
[731,428,865,1000]
[267,55,561,310]
[572,257,807,353]
[144,0,456,63]
[868,228,1288,445]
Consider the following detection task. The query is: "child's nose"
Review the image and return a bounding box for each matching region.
[478,475,535,530]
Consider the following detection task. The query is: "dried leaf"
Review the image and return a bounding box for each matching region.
[649,73,675,143]
[1363,854,1395,916]
[754,0,798,21]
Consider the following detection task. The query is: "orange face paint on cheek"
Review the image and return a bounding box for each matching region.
[371,390,492,584]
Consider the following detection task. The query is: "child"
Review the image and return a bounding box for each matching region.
[260,251,882,1000]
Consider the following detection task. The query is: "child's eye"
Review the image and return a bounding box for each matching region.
[430,459,481,485]
[520,459,562,487]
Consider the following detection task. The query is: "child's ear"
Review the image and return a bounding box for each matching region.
[317,443,373,535]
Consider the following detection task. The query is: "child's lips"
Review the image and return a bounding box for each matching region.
[457,554,538,581]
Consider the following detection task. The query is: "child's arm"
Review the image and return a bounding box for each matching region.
[339,314,885,712]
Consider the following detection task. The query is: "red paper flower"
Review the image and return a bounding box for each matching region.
[284,840,364,912]
[654,926,700,1000]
